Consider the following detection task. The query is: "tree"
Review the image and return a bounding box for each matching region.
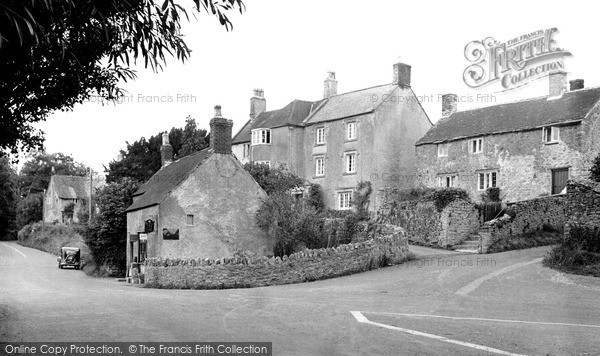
[82,178,140,270]
[591,153,600,182]
[16,193,43,228]
[0,157,18,239]
[0,0,244,155]
[243,163,305,195]
[18,151,88,197]
[105,119,207,183]
[178,116,209,157]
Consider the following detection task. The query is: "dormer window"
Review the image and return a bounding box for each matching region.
[469,138,483,154]
[542,126,560,143]
[251,129,271,145]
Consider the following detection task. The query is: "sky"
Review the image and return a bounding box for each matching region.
[33,0,600,174]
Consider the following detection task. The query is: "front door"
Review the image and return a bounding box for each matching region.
[552,168,569,195]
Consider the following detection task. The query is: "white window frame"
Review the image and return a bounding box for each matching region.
[477,171,498,191]
[243,143,250,158]
[315,127,325,145]
[437,174,457,188]
[338,190,353,210]
[254,160,271,168]
[469,138,483,154]
[437,143,448,157]
[542,126,560,143]
[251,128,271,145]
[346,122,357,141]
[315,156,325,177]
[344,151,356,174]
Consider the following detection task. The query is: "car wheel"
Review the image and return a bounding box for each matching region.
[59,265,63,269]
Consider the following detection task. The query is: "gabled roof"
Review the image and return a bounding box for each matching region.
[49,175,104,199]
[416,87,600,145]
[126,149,211,212]
[232,99,321,144]
[303,84,397,124]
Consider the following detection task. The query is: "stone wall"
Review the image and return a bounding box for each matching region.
[482,194,567,251]
[563,180,600,235]
[144,226,408,289]
[374,193,479,247]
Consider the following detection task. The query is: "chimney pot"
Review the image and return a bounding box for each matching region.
[323,71,338,99]
[250,89,266,122]
[569,79,584,91]
[160,132,173,166]
[393,62,411,87]
[442,94,458,118]
[210,105,233,154]
[549,71,567,98]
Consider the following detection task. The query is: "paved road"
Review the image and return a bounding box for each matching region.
[1,241,600,355]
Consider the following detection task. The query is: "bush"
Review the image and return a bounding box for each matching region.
[353,181,372,219]
[306,183,325,212]
[243,162,304,195]
[590,153,600,182]
[16,192,43,228]
[544,226,600,277]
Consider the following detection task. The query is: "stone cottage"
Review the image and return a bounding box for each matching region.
[232,62,433,210]
[44,174,105,223]
[415,72,600,203]
[125,106,273,275]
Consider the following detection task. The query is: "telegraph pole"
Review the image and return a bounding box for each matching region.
[89,167,93,224]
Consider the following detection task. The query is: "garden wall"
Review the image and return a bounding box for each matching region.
[563,180,600,235]
[144,225,408,289]
[374,194,478,247]
[482,191,568,252]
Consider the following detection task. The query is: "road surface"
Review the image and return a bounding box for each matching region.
[1,241,600,355]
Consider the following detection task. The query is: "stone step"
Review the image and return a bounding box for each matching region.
[454,248,480,254]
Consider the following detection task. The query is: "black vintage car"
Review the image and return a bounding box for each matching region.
[57,247,81,270]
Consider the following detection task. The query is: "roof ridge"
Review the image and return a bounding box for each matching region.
[446,85,600,116]
[328,82,396,98]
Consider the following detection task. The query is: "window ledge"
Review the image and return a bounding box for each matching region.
[344,138,358,143]
[314,143,326,147]
[543,141,559,145]
[313,175,325,179]
[343,172,357,176]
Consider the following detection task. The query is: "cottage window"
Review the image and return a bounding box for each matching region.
[478,171,498,191]
[437,174,457,188]
[243,143,250,158]
[469,138,483,154]
[338,191,353,210]
[542,126,560,143]
[346,122,357,140]
[315,156,325,177]
[437,143,448,157]
[251,129,271,145]
[315,127,326,145]
[139,240,147,263]
[344,151,356,174]
[186,214,194,226]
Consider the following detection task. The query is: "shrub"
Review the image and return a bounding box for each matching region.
[484,187,501,202]
[428,188,470,212]
[544,225,600,277]
[243,162,304,195]
[306,184,325,212]
[590,153,600,183]
[16,192,43,228]
[353,181,372,219]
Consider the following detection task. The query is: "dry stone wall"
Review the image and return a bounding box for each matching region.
[144,225,408,289]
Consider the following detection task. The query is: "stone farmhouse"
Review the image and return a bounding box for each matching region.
[125,106,273,275]
[232,62,432,210]
[44,174,105,224]
[415,72,600,203]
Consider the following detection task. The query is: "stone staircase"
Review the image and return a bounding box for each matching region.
[454,226,490,254]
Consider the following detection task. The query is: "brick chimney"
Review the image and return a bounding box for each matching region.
[441,94,458,118]
[569,79,584,91]
[548,71,567,98]
[393,62,411,87]
[160,132,173,167]
[210,105,233,154]
[249,89,266,122]
[324,71,338,99]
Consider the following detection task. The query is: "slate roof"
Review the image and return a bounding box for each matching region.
[416,87,600,145]
[304,84,398,124]
[232,99,321,144]
[50,175,104,199]
[126,149,211,212]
